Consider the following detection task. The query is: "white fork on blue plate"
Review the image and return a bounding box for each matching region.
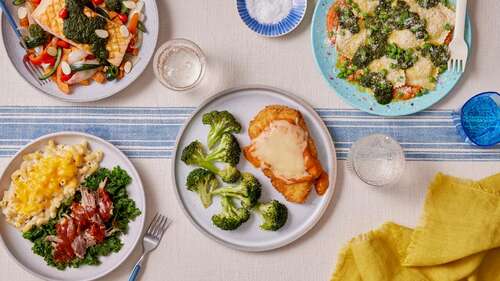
[448,0,468,73]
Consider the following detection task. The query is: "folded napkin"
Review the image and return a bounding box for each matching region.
[331,173,500,281]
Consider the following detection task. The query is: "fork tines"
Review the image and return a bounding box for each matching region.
[448,58,465,73]
[22,56,49,86]
[147,213,169,240]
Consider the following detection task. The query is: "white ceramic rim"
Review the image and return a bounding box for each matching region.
[0,131,146,281]
[0,0,159,103]
[171,85,337,252]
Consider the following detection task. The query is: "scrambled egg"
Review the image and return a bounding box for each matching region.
[0,140,103,232]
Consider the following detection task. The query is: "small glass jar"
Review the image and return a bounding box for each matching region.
[153,39,207,91]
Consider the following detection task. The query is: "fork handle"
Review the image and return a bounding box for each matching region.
[128,254,146,281]
[454,0,467,40]
[128,264,142,281]
[0,0,23,39]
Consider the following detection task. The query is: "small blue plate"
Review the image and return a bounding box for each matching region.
[311,0,472,116]
[237,0,307,37]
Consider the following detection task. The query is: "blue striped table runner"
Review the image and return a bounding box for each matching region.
[0,106,498,161]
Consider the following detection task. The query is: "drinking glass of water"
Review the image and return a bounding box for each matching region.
[347,134,406,187]
[153,39,207,91]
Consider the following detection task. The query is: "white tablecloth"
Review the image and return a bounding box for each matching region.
[0,0,499,280]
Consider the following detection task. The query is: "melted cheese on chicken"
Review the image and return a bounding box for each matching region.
[252,120,309,180]
[335,28,369,59]
[388,29,423,49]
[369,56,406,88]
[405,56,437,89]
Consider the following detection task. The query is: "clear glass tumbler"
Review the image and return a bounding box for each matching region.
[153,39,207,91]
[347,134,406,187]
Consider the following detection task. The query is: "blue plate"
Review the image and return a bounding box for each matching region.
[237,0,307,37]
[311,0,472,116]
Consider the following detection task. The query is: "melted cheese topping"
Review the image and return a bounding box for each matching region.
[253,120,309,180]
[12,152,79,215]
[404,0,455,44]
[0,140,103,232]
[369,56,406,88]
[352,0,379,14]
[335,28,369,59]
[405,56,437,89]
[388,29,423,49]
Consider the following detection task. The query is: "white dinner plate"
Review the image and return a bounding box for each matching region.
[1,0,159,103]
[0,132,146,281]
[172,86,337,251]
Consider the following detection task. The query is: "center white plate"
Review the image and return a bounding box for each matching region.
[172,86,337,251]
[0,132,146,281]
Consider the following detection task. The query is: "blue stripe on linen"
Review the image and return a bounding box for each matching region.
[0,106,498,161]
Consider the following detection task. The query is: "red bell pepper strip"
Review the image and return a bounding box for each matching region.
[28,50,56,66]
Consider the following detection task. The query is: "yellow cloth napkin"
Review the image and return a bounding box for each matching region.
[330,173,500,281]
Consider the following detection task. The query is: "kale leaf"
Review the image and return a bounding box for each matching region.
[24,24,49,49]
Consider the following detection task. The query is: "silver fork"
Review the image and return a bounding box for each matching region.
[448,0,468,73]
[0,0,50,86]
[128,213,170,281]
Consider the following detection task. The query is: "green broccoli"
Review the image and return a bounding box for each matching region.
[186,168,218,208]
[211,173,262,209]
[181,140,240,183]
[205,133,240,166]
[255,200,288,231]
[202,110,242,149]
[211,196,250,231]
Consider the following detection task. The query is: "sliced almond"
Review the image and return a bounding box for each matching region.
[17,7,27,19]
[46,46,58,57]
[123,61,132,74]
[119,25,130,37]
[61,61,71,75]
[67,49,86,64]
[122,0,136,9]
[95,29,109,39]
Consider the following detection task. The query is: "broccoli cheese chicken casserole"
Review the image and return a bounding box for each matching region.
[1,140,103,232]
[327,0,455,104]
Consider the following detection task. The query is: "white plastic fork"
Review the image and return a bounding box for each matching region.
[448,0,468,73]
[128,213,170,281]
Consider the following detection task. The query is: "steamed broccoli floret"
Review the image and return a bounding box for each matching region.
[202,110,242,149]
[255,200,288,231]
[181,140,240,183]
[211,196,250,230]
[211,173,262,209]
[205,134,241,166]
[218,165,241,183]
[186,168,218,208]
